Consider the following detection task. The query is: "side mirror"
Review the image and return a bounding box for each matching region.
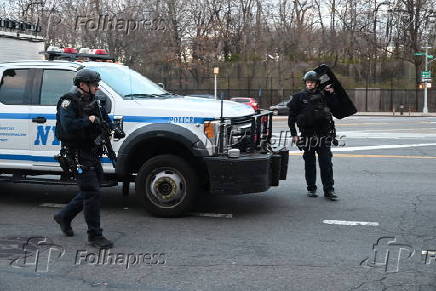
[157,83,165,89]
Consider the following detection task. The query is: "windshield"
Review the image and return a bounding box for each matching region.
[87,65,170,99]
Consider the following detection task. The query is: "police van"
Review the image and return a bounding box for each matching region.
[0,47,289,217]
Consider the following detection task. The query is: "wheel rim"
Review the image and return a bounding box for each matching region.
[273,110,278,116]
[146,167,187,209]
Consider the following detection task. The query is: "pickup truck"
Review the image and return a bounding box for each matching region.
[0,49,289,217]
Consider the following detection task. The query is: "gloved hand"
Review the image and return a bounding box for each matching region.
[324,85,335,93]
[88,115,101,124]
[113,127,126,139]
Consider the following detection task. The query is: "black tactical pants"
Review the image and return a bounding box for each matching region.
[58,162,103,237]
[303,142,334,193]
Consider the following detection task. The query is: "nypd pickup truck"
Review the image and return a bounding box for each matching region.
[0,49,289,217]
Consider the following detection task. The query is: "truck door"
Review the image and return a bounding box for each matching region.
[0,68,34,170]
[30,68,75,170]
[30,69,115,171]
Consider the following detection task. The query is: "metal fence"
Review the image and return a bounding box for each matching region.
[170,87,436,112]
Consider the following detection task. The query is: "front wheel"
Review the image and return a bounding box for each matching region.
[135,154,198,217]
[272,109,279,116]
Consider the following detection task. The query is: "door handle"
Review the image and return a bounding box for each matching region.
[32,116,47,123]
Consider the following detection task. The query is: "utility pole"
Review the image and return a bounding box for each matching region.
[416,47,434,114]
[423,46,431,114]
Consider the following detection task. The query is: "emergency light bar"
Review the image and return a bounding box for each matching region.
[42,46,114,62]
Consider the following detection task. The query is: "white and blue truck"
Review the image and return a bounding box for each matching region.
[0,48,289,217]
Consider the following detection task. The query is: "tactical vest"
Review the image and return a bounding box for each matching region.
[296,91,332,134]
[55,93,80,143]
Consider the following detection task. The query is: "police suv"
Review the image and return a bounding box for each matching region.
[0,47,289,217]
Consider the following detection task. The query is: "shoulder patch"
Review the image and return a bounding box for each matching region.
[61,99,71,108]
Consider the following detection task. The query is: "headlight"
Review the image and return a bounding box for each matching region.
[204,120,231,154]
[203,121,220,152]
[204,120,219,139]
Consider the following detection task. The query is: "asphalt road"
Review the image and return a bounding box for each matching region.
[1,116,436,291]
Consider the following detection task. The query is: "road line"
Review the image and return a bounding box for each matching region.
[333,154,436,159]
[189,212,233,218]
[283,143,436,154]
[39,203,66,208]
[289,153,436,159]
[357,128,436,132]
[335,131,436,139]
[335,121,435,126]
[422,250,436,256]
[331,143,436,152]
[323,220,379,226]
[335,123,391,126]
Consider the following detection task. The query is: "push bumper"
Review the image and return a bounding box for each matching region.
[204,149,289,195]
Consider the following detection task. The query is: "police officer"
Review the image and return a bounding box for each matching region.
[53,68,116,248]
[288,70,339,201]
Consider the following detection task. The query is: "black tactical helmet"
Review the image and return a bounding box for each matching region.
[303,71,320,83]
[73,69,101,86]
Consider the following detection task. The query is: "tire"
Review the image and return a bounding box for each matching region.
[272,109,279,116]
[135,154,198,217]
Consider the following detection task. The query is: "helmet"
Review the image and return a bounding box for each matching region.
[73,69,101,86]
[303,71,320,83]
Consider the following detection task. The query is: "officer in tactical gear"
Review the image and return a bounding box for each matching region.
[288,70,339,201]
[53,68,123,249]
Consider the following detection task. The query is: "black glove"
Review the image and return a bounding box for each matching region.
[113,127,126,139]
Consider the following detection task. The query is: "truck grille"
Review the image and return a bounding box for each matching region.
[228,112,273,153]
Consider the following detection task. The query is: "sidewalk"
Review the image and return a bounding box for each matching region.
[272,112,436,120]
[353,112,436,117]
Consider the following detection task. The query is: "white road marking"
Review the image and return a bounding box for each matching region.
[39,203,66,208]
[422,250,436,255]
[285,143,436,153]
[331,143,436,152]
[323,220,379,226]
[190,212,233,218]
[337,131,436,139]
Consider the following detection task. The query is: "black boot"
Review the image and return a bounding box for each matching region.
[307,185,318,197]
[324,190,338,201]
[53,214,74,236]
[88,234,113,249]
[307,189,318,197]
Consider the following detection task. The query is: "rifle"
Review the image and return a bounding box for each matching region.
[94,99,117,168]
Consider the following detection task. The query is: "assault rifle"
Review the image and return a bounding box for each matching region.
[94,100,117,168]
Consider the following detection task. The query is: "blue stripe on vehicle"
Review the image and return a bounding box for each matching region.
[0,154,112,164]
[0,113,214,123]
[0,113,57,120]
[122,116,214,123]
